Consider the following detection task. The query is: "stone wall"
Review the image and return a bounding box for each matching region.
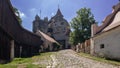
[92,26,120,60]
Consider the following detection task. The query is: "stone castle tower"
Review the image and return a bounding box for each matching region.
[32,15,48,33]
[32,8,70,49]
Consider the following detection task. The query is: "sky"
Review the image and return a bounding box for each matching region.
[11,0,119,31]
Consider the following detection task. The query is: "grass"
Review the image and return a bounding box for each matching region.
[0,52,55,68]
[0,64,17,68]
[78,52,120,66]
[32,52,55,61]
[26,64,40,68]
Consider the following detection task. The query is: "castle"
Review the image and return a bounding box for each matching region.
[32,8,71,49]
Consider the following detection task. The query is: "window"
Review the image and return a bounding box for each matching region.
[61,22,64,25]
[55,24,56,26]
[63,27,66,30]
[100,44,104,49]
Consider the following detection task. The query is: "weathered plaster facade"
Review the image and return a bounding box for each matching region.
[91,3,120,60]
[92,26,120,59]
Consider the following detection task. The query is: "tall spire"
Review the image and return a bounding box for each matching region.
[58,0,60,8]
[58,4,60,9]
[40,9,41,17]
[56,0,63,17]
[51,0,63,18]
[57,8,62,15]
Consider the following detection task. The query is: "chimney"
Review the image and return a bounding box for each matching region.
[91,23,98,37]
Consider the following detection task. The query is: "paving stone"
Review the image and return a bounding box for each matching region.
[50,49,120,68]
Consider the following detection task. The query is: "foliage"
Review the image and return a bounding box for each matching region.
[13,7,22,24]
[69,7,96,45]
[53,43,61,50]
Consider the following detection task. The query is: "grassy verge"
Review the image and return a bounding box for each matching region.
[0,52,55,68]
[32,52,55,67]
[78,53,120,66]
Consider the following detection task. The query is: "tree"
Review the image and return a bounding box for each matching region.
[69,7,96,45]
[13,7,22,24]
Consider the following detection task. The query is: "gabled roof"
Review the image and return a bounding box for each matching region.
[94,2,120,35]
[36,30,60,45]
[51,8,63,20]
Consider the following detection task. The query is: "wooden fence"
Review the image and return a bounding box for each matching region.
[76,39,91,54]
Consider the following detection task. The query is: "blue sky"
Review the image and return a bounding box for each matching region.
[11,0,118,31]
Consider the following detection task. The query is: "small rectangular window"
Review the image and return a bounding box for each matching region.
[100,44,104,49]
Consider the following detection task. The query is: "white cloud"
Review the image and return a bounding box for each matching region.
[18,10,26,19]
[30,8,38,14]
[30,8,37,12]
[51,12,55,16]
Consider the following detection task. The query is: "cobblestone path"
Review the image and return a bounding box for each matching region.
[48,49,120,68]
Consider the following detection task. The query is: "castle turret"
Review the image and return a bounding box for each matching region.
[33,15,49,33]
[33,14,40,33]
[48,8,70,49]
[44,17,48,22]
[35,14,40,21]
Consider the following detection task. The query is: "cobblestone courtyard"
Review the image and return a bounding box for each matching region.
[46,49,120,68]
[0,49,120,68]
